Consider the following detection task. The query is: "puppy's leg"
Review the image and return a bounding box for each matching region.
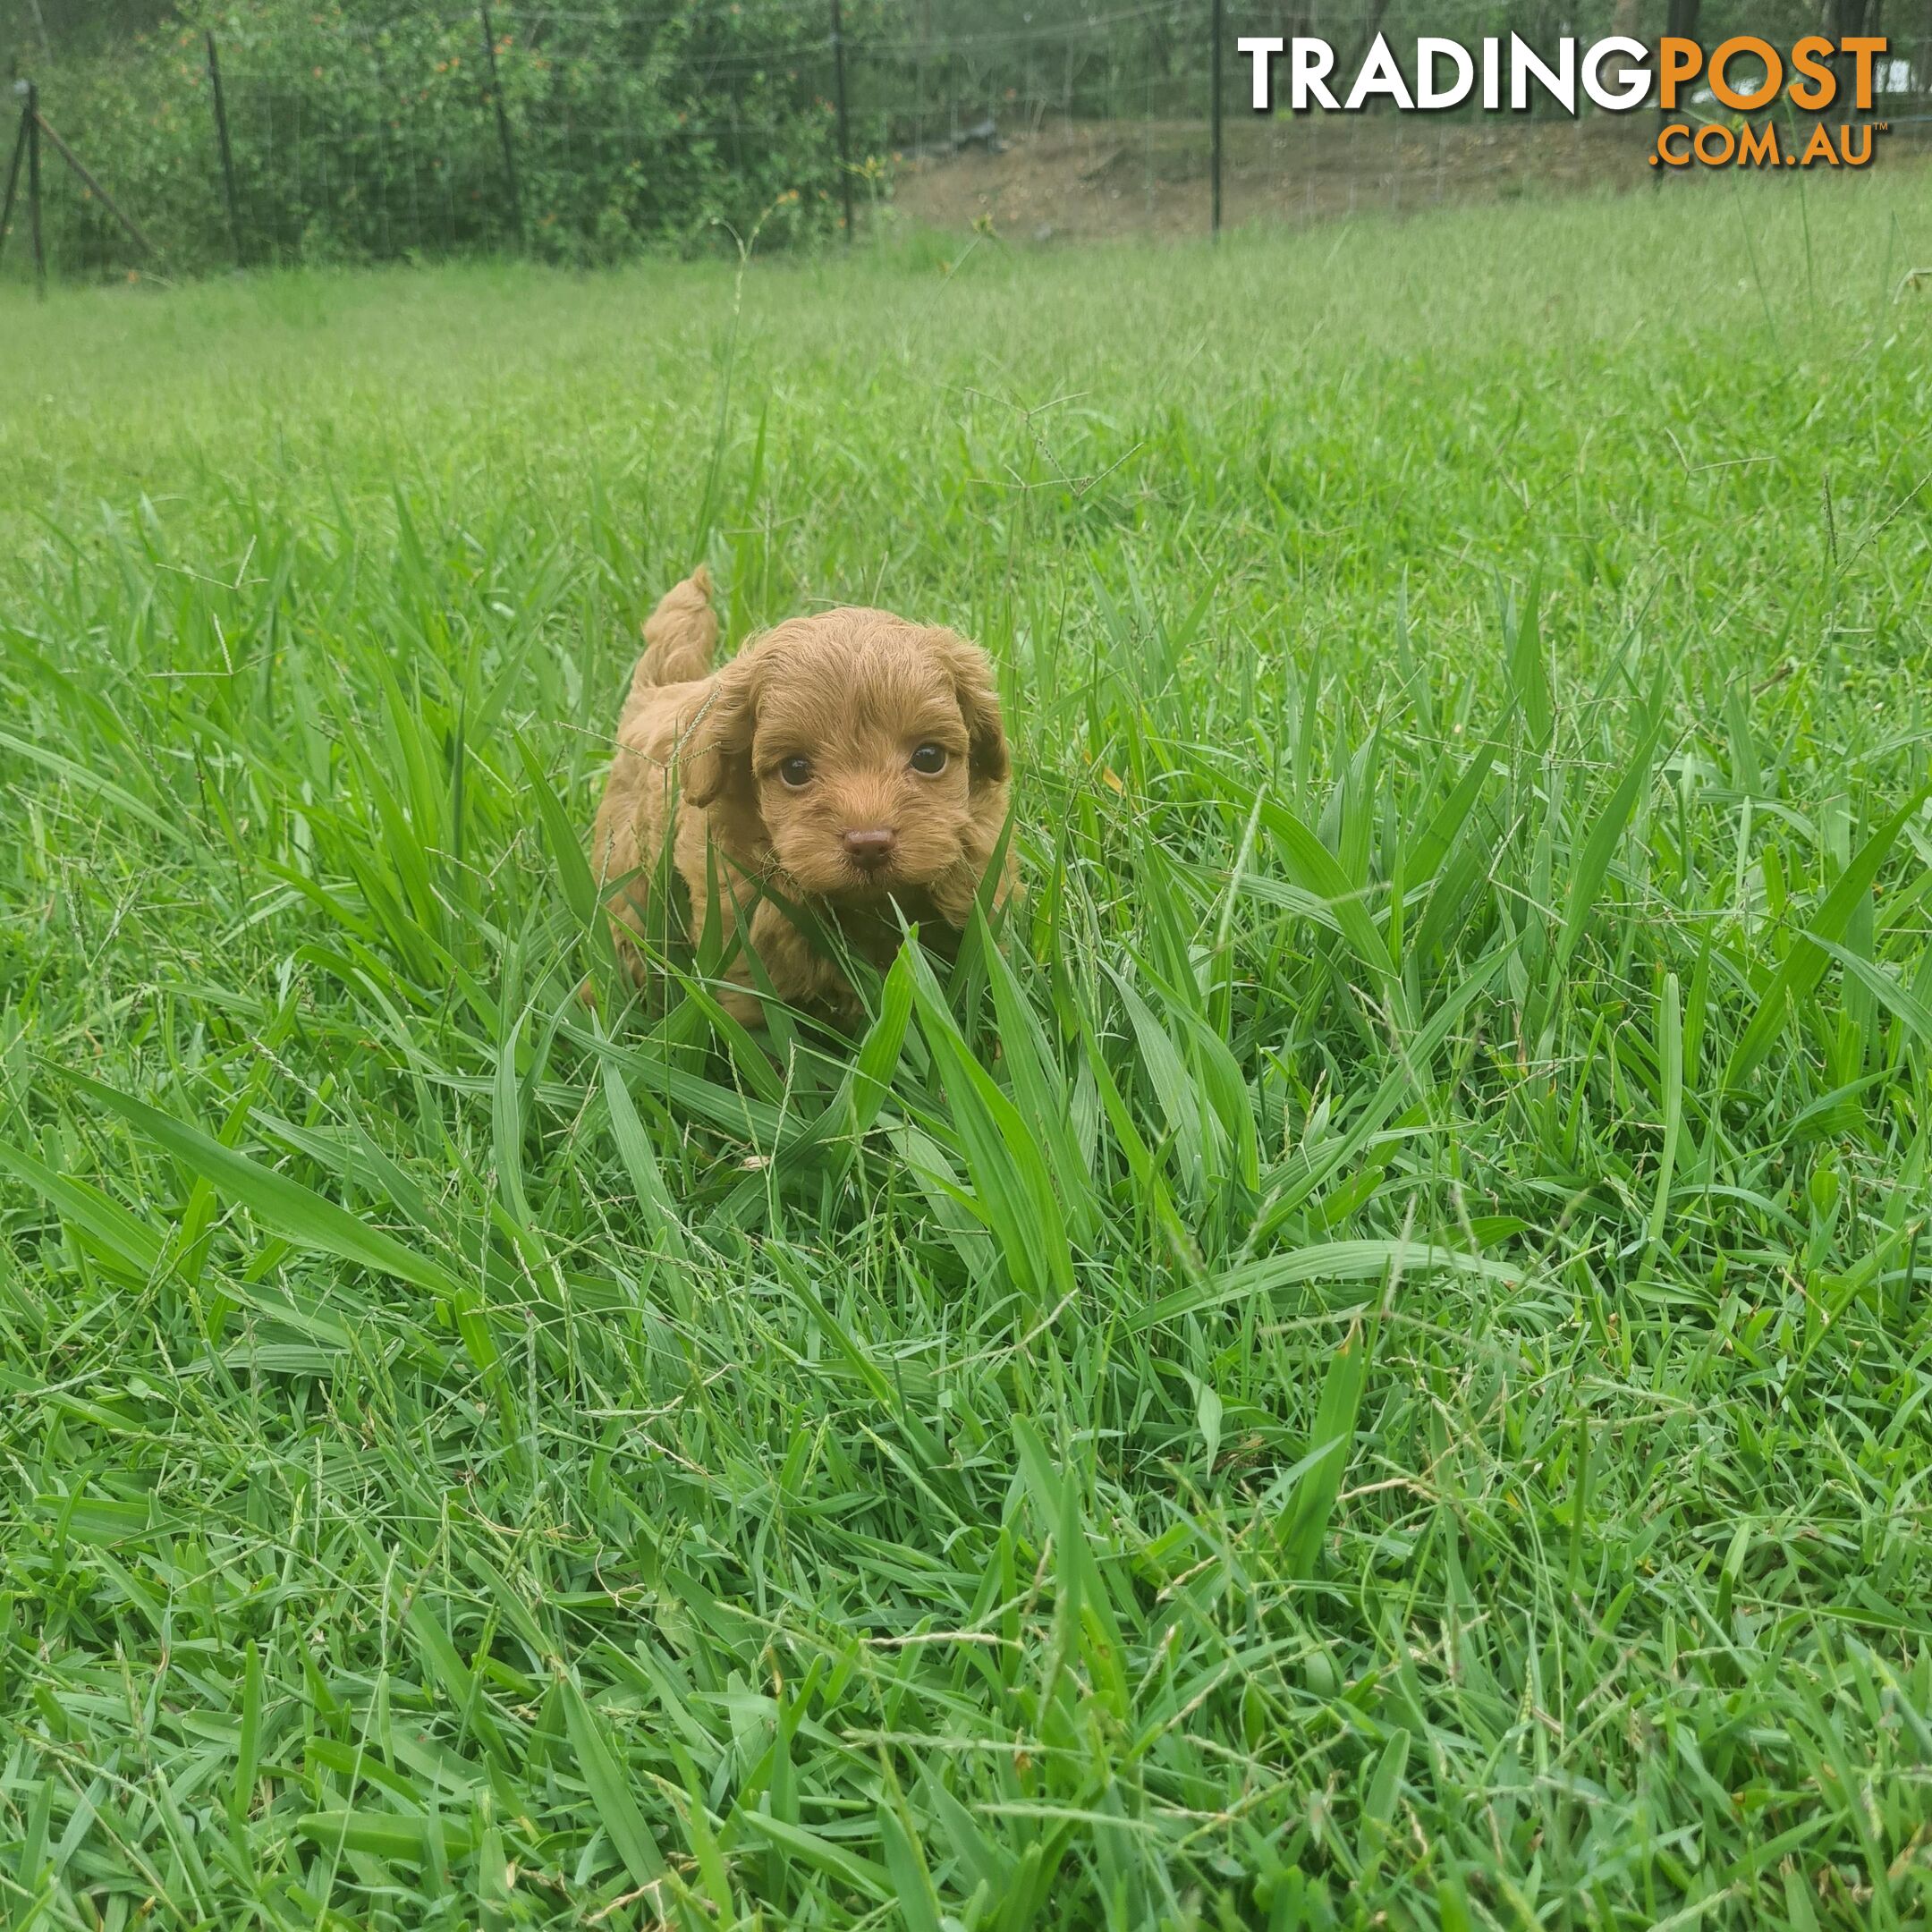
[633,565,718,691]
[591,722,677,988]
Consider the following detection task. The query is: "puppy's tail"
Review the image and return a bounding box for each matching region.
[632,565,718,691]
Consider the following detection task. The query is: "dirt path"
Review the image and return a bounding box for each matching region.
[892,114,1929,242]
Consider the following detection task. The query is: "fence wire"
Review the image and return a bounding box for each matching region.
[3,6,1929,284]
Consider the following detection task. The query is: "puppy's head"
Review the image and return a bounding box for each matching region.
[683,608,1008,906]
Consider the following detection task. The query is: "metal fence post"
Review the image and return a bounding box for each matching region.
[478,1,523,244]
[0,96,26,272]
[207,33,245,267]
[1209,0,1223,239]
[830,0,855,242]
[27,80,43,296]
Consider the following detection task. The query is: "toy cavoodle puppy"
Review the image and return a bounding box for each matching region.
[590,566,1013,1024]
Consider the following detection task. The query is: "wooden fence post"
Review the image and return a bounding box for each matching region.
[33,106,162,262]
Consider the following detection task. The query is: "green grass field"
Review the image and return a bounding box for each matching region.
[4,172,1932,1930]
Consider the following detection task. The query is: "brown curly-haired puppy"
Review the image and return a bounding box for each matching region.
[590,566,1013,1025]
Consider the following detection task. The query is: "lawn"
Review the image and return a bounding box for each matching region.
[4,173,1932,1930]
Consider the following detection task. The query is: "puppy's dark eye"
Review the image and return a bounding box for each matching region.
[777,756,813,789]
[910,743,948,776]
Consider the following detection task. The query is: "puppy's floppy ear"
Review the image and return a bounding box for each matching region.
[681,644,764,810]
[930,630,1010,786]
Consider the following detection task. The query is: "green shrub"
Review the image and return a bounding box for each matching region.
[10,0,902,276]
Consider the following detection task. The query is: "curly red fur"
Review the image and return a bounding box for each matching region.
[589,569,1014,1024]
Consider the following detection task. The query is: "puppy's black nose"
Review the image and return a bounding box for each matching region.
[842,827,897,869]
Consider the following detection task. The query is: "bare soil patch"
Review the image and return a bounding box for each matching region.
[893,113,1929,242]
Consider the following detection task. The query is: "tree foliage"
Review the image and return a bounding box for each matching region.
[10,0,902,273]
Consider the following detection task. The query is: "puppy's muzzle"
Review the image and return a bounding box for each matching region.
[842,826,898,873]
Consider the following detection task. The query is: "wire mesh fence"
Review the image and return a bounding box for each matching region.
[4,4,1930,285]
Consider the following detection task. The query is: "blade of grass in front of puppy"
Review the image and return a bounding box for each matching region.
[978,911,1096,1238]
[851,948,914,1139]
[945,818,1019,1037]
[695,835,730,985]
[515,735,618,991]
[707,864,809,1072]
[570,1021,786,1149]
[599,1046,690,1269]
[801,945,916,1160]
[758,965,913,1174]
[664,960,789,1108]
[735,931,804,1065]
[1106,964,1208,1202]
[904,941,1073,1310]
[886,1121,1000,1290]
